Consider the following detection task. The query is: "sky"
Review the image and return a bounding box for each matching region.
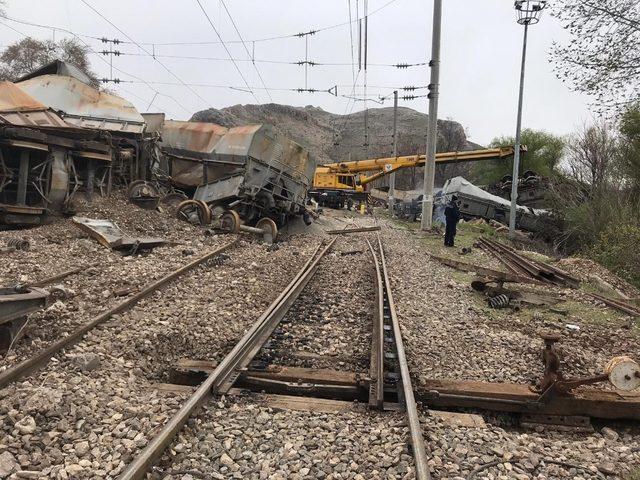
[0,0,593,146]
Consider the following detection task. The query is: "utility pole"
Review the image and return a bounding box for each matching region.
[420,0,443,231]
[388,90,398,216]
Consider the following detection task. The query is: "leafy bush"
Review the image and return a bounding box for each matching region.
[588,221,640,288]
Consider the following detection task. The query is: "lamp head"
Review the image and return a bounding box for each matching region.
[514,0,548,25]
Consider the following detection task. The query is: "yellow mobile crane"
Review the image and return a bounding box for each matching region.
[309,146,521,208]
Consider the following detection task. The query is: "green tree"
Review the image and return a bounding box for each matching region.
[619,103,640,200]
[551,1,640,113]
[471,129,565,185]
[0,37,98,87]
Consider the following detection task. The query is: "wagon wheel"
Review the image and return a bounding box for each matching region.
[126,180,151,198]
[209,203,226,222]
[176,200,210,226]
[220,209,241,233]
[160,192,188,209]
[196,200,212,225]
[256,217,278,244]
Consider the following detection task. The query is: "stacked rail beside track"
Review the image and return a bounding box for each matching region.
[479,238,580,288]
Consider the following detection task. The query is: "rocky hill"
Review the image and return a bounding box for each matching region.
[191,103,482,188]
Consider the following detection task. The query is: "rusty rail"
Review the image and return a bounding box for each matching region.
[26,265,92,287]
[375,234,431,480]
[479,238,580,288]
[587,292,640,317]
[366,239,385,409]
[118,238,336,480]
[0,240,238,389]
[326,226,381,235]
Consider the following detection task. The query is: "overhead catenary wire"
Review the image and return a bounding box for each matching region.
[219,0,273,102]
[0,17,190,117]
[79,0,213,109]
[2,0,401,48]
[104,51,427,68]
[194,0,260,104]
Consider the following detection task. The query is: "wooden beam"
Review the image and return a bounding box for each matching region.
[421,379,640,420]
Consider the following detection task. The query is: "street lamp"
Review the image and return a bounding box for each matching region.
[508,0,547,238]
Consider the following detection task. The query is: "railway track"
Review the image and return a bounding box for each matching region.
[0,240,238,389]
[119,234,431,480]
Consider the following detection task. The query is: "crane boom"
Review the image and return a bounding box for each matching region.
[324,146,517,174]
[309,145,525,209]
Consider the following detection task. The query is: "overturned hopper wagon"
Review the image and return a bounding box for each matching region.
[153,120,315,229]
[194,124,314,226]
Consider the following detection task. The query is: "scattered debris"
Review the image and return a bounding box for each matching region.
[487,293,510,309]
[72,216,167,252]
[430,254,539,284]
[0,286,49,353]
[459,247,472,255]
[6,238,30,250]
[471,279,560,308]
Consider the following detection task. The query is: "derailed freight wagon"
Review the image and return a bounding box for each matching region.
[152,119,315,232]
[0,61,153,226]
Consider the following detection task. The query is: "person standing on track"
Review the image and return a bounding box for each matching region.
[444,195,461,247]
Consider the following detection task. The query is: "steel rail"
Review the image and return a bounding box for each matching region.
[366,238,385,409]
[376,234,431,480]
[587,292,640,317]
[0,240,238,389]
[26,264,91,288]
[118,238,336,480]
[480,238,579,288]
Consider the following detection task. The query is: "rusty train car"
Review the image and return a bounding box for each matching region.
[0,61,156,226]
[147,117,315,227]
[0,61,314,229]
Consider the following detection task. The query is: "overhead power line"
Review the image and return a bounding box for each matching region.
[219,0,273,102]
[113,51,427,68]
[79,0,212,109]
[194,0,260,104]
[0,18,190,117]
[2,0,400,47]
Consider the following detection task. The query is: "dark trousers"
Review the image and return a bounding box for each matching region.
[444,223,456,247]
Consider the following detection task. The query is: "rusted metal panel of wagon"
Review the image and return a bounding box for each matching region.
[192,124,315,226]
[0,61,151,227]
[17,74,145,134]
[154,119,229,189]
